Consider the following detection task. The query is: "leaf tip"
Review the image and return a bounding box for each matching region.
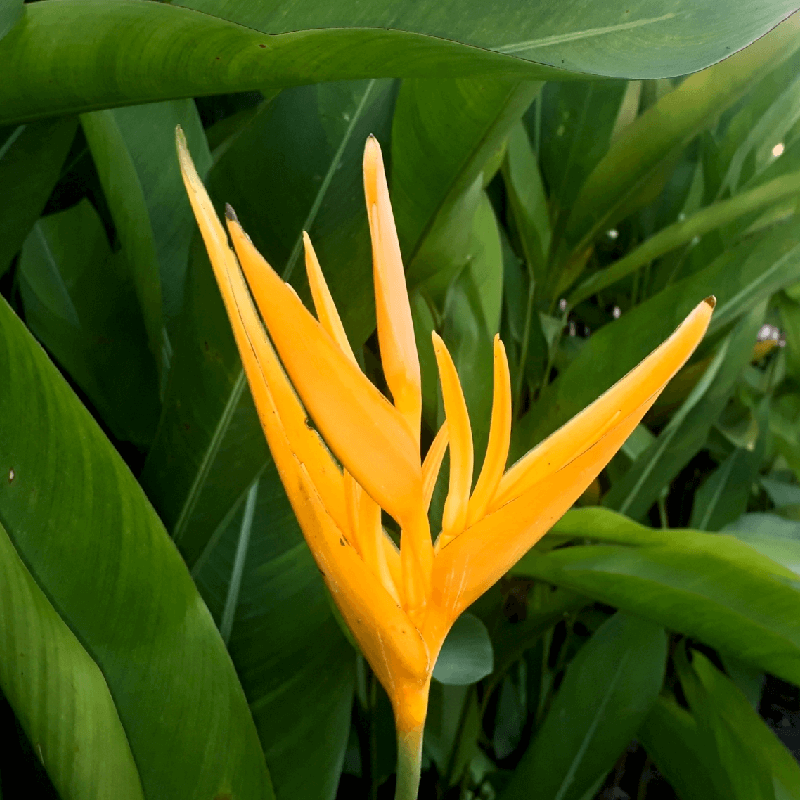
[225,203,238,222]
[704,295,716,310]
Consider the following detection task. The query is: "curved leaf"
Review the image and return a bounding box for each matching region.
[182,0,800,79]
[0,297,271,800]
[3,0,800,124]
[514,508,800,686]
[0,519,144,800]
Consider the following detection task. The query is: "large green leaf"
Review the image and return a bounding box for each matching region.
[513,508,800,686]
[0,0,22,42]
[0,297,271,799]
[180,0,800,79]
[501,612,666,800]
[3,0,799,124]
[18,201,160,448]
[0,117,77,276]
[192,468,355,800]
[533,79,628,230]
[0,518,143,800]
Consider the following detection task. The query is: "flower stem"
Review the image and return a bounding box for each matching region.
[394,726,424,800]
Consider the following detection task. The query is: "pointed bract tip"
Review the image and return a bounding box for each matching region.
[175,125,188,156]
[704,296,716,309]
[364,134,382,158]
[225,203,238,222]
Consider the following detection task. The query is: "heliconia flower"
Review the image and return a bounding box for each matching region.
[176,128,714,797]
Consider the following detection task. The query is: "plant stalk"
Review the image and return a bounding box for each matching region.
[394,726,424,800]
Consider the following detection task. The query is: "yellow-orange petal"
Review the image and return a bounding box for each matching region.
[357,488,402,605]
[491,298,715,511]
[364,136,422,444]
[422,422,449,512]
[225,214,425,529]
[465,336,512,528]
[177,128,348,530]
[294,464,429,695]
[432,332,474,545]
[303,231,357,365]
[432,389,658,620]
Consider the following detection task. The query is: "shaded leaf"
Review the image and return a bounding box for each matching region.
[433,613,494,686]
[0,117,77,276]
[501,612,666,800]
[0,519,144,800]
[18,200,160,448]
[0,296,271,799]
[192,467,355,800]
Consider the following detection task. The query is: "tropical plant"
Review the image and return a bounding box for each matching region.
[2,2,800,799]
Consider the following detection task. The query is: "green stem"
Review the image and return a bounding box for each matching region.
[395,727,424,800]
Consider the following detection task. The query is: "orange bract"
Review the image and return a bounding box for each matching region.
[177,127,714,737]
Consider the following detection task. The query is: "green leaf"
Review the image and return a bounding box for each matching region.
[724,514,800,576]
[141,80,395,563]
[533,79,628,228]
[513,217,800,462]
[392,77,540,291]
[681,652,800,800]
[192,468,355,800]
[4,0,798,124]
[81,110,168,384]
[501,612,666,800]
[440,195,503,465]
[761,478,800,509]
[0,0,22,42]
[555,16,800,288]
[603,303,765,519]
[502,121,550,281]
[425,683,480,786]
[638,695,730,800]
[513,507,800,686]
[18,201,160,448]
[690,403,768,531]
[100,101,212,335]
[717,50,800,195]
[433,613,494,686]
[0,518,144,800]
[0,297,271,799]
[568,168,800,306]
[0,117,77,276]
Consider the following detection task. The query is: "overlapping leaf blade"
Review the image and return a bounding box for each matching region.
[513,508,800,686]
[0,297,271,799]
[192,467,355,800]
[3,0,799,124]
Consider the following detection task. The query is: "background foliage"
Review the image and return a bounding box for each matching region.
[3,1,800,798]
